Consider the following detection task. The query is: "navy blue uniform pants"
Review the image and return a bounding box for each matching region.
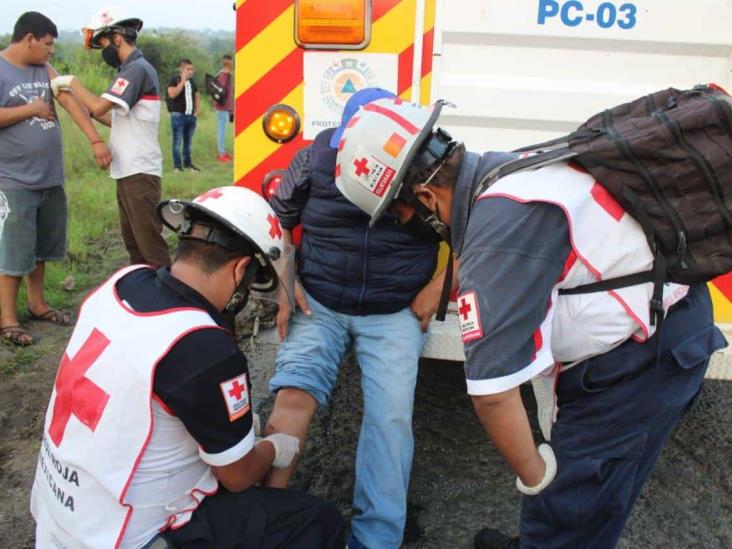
[520,285,727,548]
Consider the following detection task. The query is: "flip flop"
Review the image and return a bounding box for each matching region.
[27,307,73,326]
[1,325,34,347]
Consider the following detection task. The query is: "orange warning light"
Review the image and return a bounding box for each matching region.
[262,104,300,144]
[295,0,371,50]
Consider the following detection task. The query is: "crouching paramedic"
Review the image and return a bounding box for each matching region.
[29,186,344,548]
[332,98,727,548]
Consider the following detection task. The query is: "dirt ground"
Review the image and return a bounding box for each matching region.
[2,304,731,548]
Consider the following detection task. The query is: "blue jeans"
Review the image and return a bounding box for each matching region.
[215,110,229,155]
[171,112,197,169]
[270,291,427,548]
[520,285,726,548]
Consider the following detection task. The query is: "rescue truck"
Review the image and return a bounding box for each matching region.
[233,0,732,378]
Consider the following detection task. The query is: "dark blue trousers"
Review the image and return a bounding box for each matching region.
[171,112,197,169]
[520,285,727,548]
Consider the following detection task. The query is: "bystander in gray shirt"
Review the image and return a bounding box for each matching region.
[0,56,64,191]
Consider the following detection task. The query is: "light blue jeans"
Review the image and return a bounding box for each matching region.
[215,110,229,155]
[270,291,427,549]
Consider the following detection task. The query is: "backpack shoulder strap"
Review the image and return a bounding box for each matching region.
[470,145,577,204]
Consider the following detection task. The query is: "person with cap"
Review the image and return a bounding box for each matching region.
[0,11,111,346]
[332,98,726,548]
[50,6,170,269]
[29,185,345,548]
[264,88,453,549]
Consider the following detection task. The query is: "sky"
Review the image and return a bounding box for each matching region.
[0,1,236,35]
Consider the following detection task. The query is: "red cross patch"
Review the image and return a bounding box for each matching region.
[353,157,370,176]
[457,291,483,343]
[110,77,130,96]
[348,151,395,198]
[220,373,250,422]
[49,329,111,447]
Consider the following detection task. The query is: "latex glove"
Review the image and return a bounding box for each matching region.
[50,75,75,97]
[531,364,560,441]
[261,433,300,468]
[516,444,557,496]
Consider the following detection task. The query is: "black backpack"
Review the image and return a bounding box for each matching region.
[472,84,732,325]
[204,73,227,104]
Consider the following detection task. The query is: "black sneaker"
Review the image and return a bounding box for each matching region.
[186,164,201,173]
[474,528,519,549]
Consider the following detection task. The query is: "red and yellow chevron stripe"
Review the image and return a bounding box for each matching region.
[234,0,436,192]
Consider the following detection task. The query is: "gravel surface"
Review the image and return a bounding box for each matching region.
[248,336,732,548]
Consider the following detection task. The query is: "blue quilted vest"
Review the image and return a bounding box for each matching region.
[299,129,438,315]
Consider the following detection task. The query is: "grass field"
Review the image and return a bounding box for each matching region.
[3,98,233,373]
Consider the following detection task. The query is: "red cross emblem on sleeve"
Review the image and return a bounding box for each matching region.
[220,374,250,422]
[196,188,224,203]
[457,291,483,343]
[267,213,282,239]
[353,157,370,177]
[48,329,111,447]
[458,297,472,320]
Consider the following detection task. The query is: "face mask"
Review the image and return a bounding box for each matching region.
[101,43,121,69]
[400,211,444,244]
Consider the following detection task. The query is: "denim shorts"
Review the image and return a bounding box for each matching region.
[0,186,67,276]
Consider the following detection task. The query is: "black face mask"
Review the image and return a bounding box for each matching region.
[102,43,122,69]
[400,211,444,244]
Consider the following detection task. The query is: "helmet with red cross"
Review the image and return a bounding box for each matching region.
[157,186,293,299]
[82,6,143,49]
[334,97,446,224]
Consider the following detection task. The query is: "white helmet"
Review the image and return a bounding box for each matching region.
[82,6,143,49]
[334,98,444,224]
[157,186,294,303]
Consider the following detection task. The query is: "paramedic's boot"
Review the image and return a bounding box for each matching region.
[474,528,519,549]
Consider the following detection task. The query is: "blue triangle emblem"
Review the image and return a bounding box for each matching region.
[341,79,357,94]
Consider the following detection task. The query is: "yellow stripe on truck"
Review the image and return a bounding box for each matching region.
[368,0,416,53]
[235,5,296,97]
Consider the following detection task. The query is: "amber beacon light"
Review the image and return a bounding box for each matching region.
[262,104,301,143]
[295,0,371,49]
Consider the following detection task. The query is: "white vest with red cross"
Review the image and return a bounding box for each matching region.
[30,266,221,549]
[479,162,689,368]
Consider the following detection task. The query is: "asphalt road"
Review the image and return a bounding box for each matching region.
[247,337,732,548]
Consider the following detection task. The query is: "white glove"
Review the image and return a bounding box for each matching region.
[50,75,75,97]
[261,433,300,468]
[516,444,557,496]
[531,364,560,441]
[252,412,261,437]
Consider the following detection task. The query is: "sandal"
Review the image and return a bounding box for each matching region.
[1,325,34,347]
[27,307,73,326]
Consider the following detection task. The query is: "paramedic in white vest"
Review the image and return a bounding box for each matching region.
[30,186,344,548]
[333,98,727,549]
[51,7,171,269]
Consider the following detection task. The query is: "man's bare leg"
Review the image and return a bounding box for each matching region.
[0,273,31,344]
[25,261,48,315]
[264,388,319,487]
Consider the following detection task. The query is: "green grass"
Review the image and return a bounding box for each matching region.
[15,99,235,317]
